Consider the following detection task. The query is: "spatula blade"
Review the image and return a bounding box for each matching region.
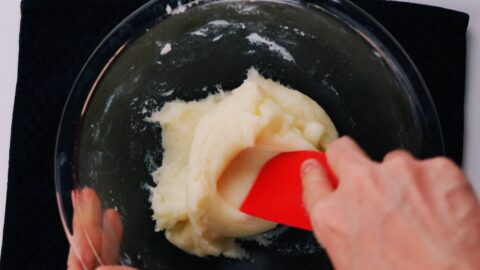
[240,151,337,231]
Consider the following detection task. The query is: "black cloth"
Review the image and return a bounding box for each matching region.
[0,0,468,269]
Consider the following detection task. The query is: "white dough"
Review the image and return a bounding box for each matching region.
[150,69,338,258]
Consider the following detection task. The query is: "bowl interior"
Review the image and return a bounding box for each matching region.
[57,0,443,269]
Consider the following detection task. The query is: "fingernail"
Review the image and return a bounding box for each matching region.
[301,159,319,177]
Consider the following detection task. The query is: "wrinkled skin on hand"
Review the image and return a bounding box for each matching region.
[302,137,480,270]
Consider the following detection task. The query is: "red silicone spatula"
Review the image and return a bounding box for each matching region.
[240,151,338,231]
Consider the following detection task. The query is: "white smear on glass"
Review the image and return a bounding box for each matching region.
[160,43,172,55]
[191,29,208,36]
[212,34,223,42]
[166,4,172,14]
[237,5,258,15]
[121,253,132,265]
[161,89,174,96]
[171,0,198,15]
[208,20,230,27]
[190,20,244,38]
[172,5,187,15]
[293,28,306,37]
[103,91,117,114]
[243,226,288,247]
[246,33,295,62]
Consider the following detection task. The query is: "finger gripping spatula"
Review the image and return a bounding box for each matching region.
[239,151,337,231]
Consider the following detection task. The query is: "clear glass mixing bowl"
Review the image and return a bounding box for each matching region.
[55,0,444,269]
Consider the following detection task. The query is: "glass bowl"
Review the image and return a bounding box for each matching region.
[55,0,444,269]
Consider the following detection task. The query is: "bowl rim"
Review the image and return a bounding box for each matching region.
[54,0,445,264]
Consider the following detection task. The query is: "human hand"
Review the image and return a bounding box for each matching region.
[67,188,137,270]
[301,136,480,270]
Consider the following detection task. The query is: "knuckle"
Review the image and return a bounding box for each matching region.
[421,158,465,191]
[384,151,413,167]
[425,157,462,181]
[429,157,456,169]
[326,139,343,155]
[384,150,410,161]
[327,137,355,160]
[330,136,351,149]
[384,155,417,178]
[444,182,477,213]
[427,158,465,182]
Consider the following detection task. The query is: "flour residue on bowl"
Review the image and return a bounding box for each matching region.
[190,20,245,38]
[277,241,322,255]
[160,89,174,97]
[128,97,163,133]
[160,43,172,55]
[246,33,295,63]
[321,73,341,97]
[172,4,187,14]
[191,30,208,37]
[242,226,289,247]
[165,4,172,14]
[212,34,223,42]
[241,226,323,255]
[168,0,199,15]
[293,28,306,37]
[228,2,260,15]
[208,19,230,27]
[132,75,141,83]
[120,253,132,266]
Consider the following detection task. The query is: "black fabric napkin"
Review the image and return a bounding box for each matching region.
[0,0,469,269]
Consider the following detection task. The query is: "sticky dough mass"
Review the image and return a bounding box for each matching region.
[150,69,338,258]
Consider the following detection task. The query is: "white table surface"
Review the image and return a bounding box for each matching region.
[0,0,479,256]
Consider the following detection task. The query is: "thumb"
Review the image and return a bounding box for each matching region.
[301,159,334,214]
